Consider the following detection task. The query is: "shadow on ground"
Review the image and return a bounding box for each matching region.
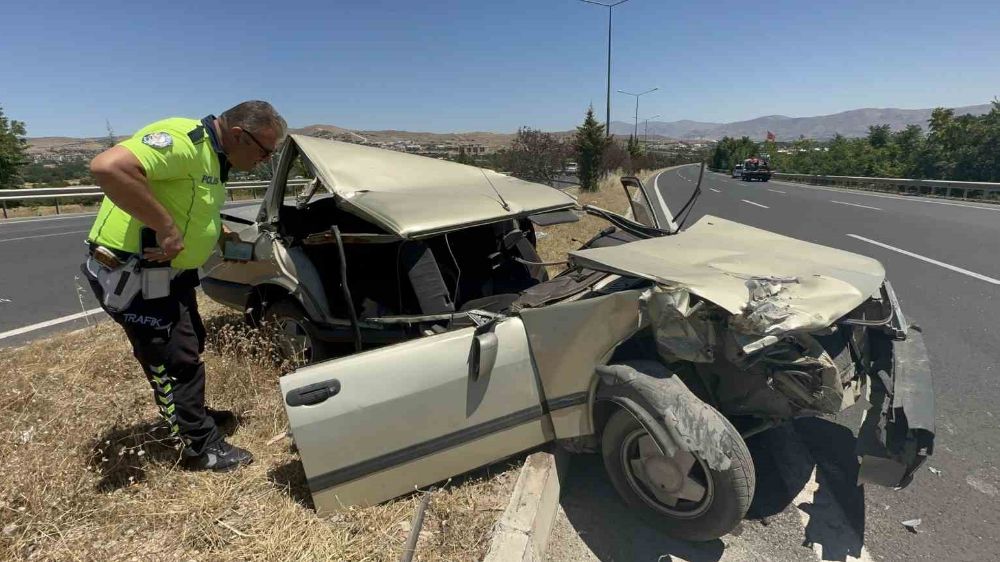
[268,458,316,508]
[88,412,242,492]
[559,420,867,561]
[87,420,185,491]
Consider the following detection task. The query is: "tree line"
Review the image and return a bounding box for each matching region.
[485,106,707,191]
[711,100,1000,182]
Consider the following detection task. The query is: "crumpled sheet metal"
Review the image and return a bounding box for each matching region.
[640,284,851,417]
[570,215,886,336]
[639,286,715,363]
[291,134,576,238]
[597,362,734,471]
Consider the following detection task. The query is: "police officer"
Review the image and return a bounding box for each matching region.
[83,101,286,471]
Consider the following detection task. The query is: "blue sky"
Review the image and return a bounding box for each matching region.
[3,0,999,137]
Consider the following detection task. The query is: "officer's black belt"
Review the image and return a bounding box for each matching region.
[87,241,135,262]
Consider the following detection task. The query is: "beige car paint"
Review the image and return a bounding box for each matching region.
[291,134,578,238]
[311,422,547,511]
[519,290,645,439]
[280,317,549,513]
[202,228,335,323]
[569,215,886,336]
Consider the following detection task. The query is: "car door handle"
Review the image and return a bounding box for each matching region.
[286,380,341,407]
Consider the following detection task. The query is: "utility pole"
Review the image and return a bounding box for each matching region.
[618,87,658,139]
[578,0,632,137]
[643,114,661,144]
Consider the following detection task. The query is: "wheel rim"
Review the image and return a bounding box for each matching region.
[620,428,714,518]
[274,315,314,365]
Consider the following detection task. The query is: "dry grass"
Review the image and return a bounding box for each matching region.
[0,298,519,561]
[536,168,665,276]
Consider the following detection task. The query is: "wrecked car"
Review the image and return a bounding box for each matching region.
[203,137,935,541]
[203,135,572,363]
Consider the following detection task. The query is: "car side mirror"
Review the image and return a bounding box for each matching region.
[469,331,499,381]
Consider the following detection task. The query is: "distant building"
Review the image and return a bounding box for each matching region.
[461,143,488,156]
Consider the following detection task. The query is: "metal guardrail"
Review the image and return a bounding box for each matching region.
[770,173,1000,202]
[0,179,312,218]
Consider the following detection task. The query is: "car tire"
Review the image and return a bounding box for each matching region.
[263,299,332,366]
[600,407,754,541]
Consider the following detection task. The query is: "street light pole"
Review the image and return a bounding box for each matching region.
[617,87,658,140]
[579,0,632,138]
[643,114,661,144]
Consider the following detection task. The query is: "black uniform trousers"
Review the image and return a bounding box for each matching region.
[83,264,222,456]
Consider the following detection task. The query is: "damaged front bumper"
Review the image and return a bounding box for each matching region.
[856,284,935,489]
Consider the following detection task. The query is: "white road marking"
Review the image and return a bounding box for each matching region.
[0,307,104,341]
[769,179,1000,212]
[0,229,90,243]
[768,189,786,194]
[832,200,882,211]
[653,170,678,231]
[741,199,770,209]
[709,188,721,193]
[848,234,1000,285]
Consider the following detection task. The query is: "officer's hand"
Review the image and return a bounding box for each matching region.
[144,224,184,263]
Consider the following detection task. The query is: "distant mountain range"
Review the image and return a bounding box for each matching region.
[610,103,994,141]
[26,102,997,160]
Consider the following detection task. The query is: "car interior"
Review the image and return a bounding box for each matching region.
[277,192,554,321]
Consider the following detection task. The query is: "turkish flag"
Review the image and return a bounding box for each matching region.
[766,130,776,141]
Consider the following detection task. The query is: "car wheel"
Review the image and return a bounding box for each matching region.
[263,299,331,366]
[600,408,754,541]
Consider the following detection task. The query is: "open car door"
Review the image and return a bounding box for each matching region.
[279,316,550,512]
[620,176,676,232]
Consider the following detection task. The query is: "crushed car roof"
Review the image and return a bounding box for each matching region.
[569,215,886,335]
[292,134,577,238]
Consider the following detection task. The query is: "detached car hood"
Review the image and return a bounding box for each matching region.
[291,135,577,238]
[569,215,886,335]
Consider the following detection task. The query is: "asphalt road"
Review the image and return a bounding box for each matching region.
[551,165,1000,561]
[0,200,260,346]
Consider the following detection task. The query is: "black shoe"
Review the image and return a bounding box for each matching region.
[185,440,254,472]
[206,408,238,435]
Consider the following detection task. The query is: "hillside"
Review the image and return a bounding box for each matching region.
[610,103,993,141]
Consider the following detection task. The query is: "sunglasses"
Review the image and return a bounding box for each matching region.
[241,128,276,158]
